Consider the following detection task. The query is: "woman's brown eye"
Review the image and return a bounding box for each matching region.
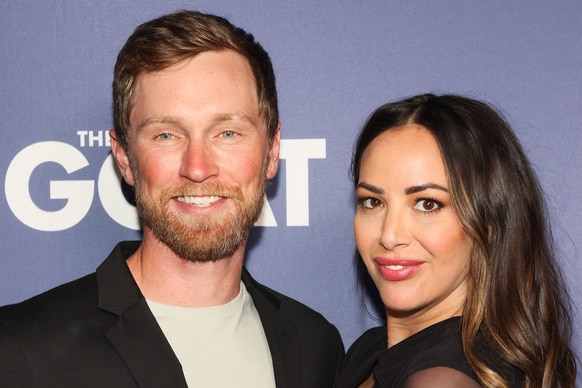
[360,198,382,209]
[414,199,440,212]
[423,200,435,211]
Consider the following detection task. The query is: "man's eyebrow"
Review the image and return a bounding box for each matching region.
[137,113,258,130]
[404,183,448,195]
[137,116,180,131]
[211,112,258,126]
[356,182,384,194]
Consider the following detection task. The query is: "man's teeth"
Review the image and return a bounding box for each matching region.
[177,196,221,207]
[385,265,404,270]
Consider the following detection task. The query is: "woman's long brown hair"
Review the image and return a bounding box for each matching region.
[351,94,577,387]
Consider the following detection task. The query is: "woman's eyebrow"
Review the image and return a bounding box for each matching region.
[356,182,384,194]
[404,183,448,195]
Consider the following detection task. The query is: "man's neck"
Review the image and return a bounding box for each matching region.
[127,232,245,308]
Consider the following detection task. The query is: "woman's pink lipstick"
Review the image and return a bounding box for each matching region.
[374,258,424,281]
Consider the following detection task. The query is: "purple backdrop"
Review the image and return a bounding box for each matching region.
[1,1,581,384]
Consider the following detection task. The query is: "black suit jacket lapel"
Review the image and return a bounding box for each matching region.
[104,299,187,388]
[242,269,302,388]
[96,242,187,388]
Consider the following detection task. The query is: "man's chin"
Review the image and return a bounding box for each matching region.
[149,219,250,263]
[169,236,246,263]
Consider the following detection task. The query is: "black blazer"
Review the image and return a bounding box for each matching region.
[0,241,344,387]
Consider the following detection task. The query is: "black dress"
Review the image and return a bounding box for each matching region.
[337,317,524,387]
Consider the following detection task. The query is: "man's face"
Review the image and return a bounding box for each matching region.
[113,50,279,262]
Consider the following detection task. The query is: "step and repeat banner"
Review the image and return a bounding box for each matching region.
[1,0,581,371]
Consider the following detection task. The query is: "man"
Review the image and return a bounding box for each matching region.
[0,10,344,387]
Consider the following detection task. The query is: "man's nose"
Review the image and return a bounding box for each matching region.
[179,140,220,183]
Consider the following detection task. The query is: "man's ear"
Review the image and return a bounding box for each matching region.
[266,122,281,179]
[110,129,135,186]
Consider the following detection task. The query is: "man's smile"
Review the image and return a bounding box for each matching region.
[176,195,223,207]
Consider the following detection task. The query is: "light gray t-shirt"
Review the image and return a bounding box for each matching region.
[147,282,275,387]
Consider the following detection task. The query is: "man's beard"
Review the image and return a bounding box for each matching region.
[133,165,267,263]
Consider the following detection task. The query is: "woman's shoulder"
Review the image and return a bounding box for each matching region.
[336,326,386,388]
[345,326,386,361]
[405,318,477,378]
[473,331,525,385]
[407,318,524,386]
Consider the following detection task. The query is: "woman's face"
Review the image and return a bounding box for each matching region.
[354,125,473,325]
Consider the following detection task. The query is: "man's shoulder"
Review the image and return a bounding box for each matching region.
[243,270,331,325]
[243,270,345,385]
[0,240,138,328]
[0,272,98,330]
[266,285,334,326]
[242,269,342,344]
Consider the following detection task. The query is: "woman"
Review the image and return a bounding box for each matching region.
[339,94,576,387]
